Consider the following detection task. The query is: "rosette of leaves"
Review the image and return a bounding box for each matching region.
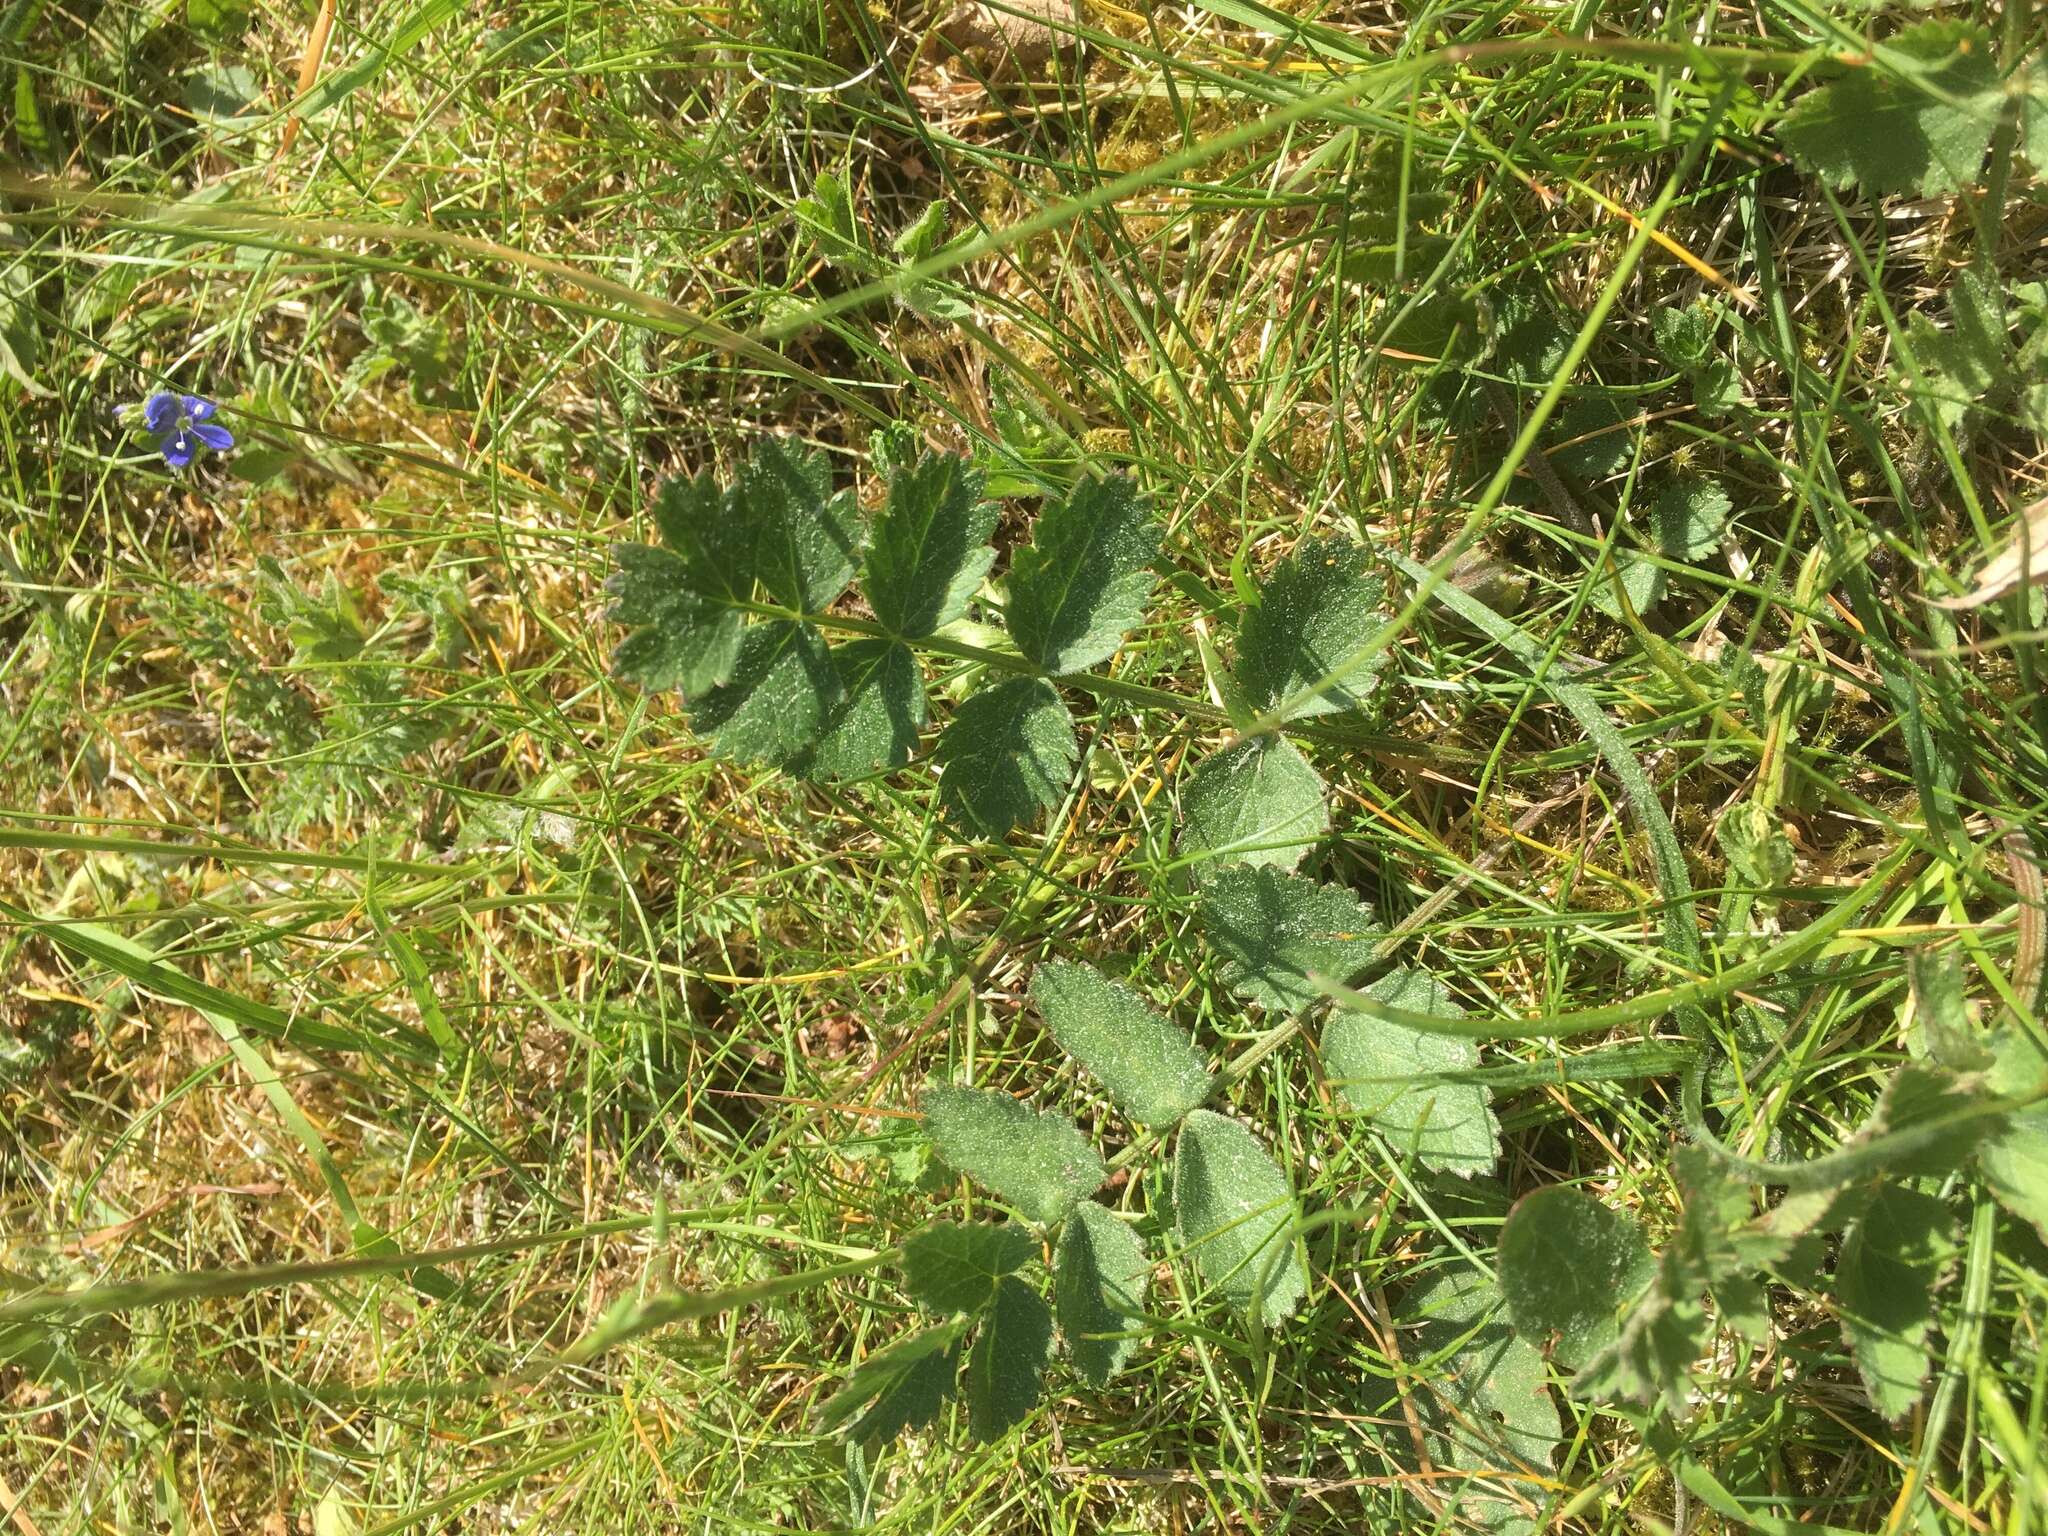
[607,436,1159,836]
[820,960,1311,1447]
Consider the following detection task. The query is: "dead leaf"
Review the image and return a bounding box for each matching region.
[1930,496,2048,609]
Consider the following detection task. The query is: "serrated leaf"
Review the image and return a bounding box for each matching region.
[1055,1201,1148,1387]
[1030,961,1212,1127]
[1232,538,1389,720]
[791,638,925,779]
[1178,735,1329,875]
[932,676,1078,837]
[816,1319,966,1443]
[607,543,744,696]
[1498,1188,1654,1369]
[1171,1109,1306,1326]
[1404,1264,1561,1476]
[1197,864,1380,1015]
[1908,268,2008,431]
[1653,478,1731,561]
[1717,801,1794,889]
[1836,1184,1952,1420]
[922,1084,1105,1226]
[1651,304,1712,369]
[901,1222,1036,1315]
[1980,1025,2048,1243]
[651,469,754,601]
[1776,21,2001,199]
[1322,969,1500,1177]
[738,437,864,613]
[1574,1264,1706,1409]
[794,169,864,266]
[965,1275,1053,1441]
[1005,476,1158,674]
[864,453,997,638]
[689,619,840,765]
[1549,395,1632,481]
[1589,547,1664,620]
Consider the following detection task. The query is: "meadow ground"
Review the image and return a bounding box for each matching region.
[3,0,2048,1531]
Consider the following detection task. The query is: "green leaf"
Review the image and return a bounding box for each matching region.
[651,469,754,601]
[932,676,1078,837]
[901,1222,1036,1315]
[922,1084,1105,1226]
[816,1319,966,1444]
[1717,801,1794,889]
[1776,20,2002,199]
[1322,969,1500,1177]
[1980,1025,2048,1243]
[1054,1201,1148,1387]
[1178,735,1329,875]
[1029,960,1212,1127]
[864,452,997,638]
[794,169,864,267]
[965,1275,1053,1441]
[1498,1188,1654,1369]
[689,619,840,765]
[738,438,864,613]
[0,264,51,399]
[1836,1184,1952,1420]
[1652,478,1731,561]
[1403,1264,1561,1476]
[1549,395,1632,480]
[1574,1258,1704,1409]
[791,638,925,779]
[1232,538,1389,720]
[1908,268,2008,431]
[1589,548,1664,620]
[1197,865,1380,1015]
[1694,357,1747,417]
[1651,303,1712,369]
[607,544,744,696]
[1171,1109,1307,1326]
[1005,476,1158,674]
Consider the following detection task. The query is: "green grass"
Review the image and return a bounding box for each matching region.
[4,0,2047,1530]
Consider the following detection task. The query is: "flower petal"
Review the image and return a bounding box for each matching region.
[193,422,235,452]
[143,393,179,433]
[161,432,197,469]
[183,394,216,422]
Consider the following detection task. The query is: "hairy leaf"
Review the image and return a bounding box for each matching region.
[607,543,744,696]
[793,638,926,779]
[1198,865,1380,1015]
[1172,1109,1307,1326]
[1653,478,1732,561]
[932,676,1079,836]
[965,1275,1054,1441]
[902,1222,1036,1315]
[1404,1264,1561,1476]
[1233,538,1389,719]
[816,1319,965,1444]
[1776,21,2001,198]
[1030,961,1212,1127]
[864,452,997,638]
[1980,1025,2048,1243]
[738,437,864,613]
[689,619,841,765]
[1323,969,1500,1177]
[1005,475,1158,674]
[1837,1184,1952,1420]
[1178,735,1329,875]
[922,1084,1105,1226]
[1907,268,2008,432]
[1055,1201,1148,1387]
[1499,1188,1654,1369]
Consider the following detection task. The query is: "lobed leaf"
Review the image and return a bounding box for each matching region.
[864,452,997,638]
[816,1319,966,1445]
[738,437,865,613]
[792,638,925,779]
[1005,475,1158,674]
[1322,969,1500,1177]
[922,1084,1105,1226]
[1197,864,1380,1015]
[1403,1264,1561,1476]
[1178,735,1329,875]
[1030,960,1212,1127]
[1054,1201,1148,1387]
[1171,1109,1307,1327]
[1498,1187,1654,1369]
[965,1275,1054,1441]
[1232,538,1388,720]
[901,1222,1036,1315]
[688,619,841,766]
[1776,21,2001,199]
[607,542,744,697]
[1836,1183,1953,1420]
[932,676,1078,837]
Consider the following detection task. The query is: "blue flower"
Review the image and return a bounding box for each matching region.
[135,391,235,469]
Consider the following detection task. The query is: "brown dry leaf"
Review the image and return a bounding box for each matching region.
[1930,496,2048,610]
